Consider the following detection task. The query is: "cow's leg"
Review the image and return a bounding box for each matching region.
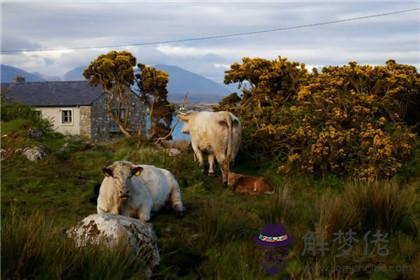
[215,153,229,186]
[138,202,152,222]
[221,161,229,186]
[191,143,205,174]
[208,154,216,176]
[97,205,108,214]
[170,188,185,218]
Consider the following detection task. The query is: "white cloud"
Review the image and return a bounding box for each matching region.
[22,49,74,58]
[214,63,230,69]
[1,1,419,80]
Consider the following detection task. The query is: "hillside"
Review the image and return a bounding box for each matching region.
[63,66,86,81]
[0,64,45,82]
[155,64,230,103]
[1,103,419,279]
[32,72,61,81]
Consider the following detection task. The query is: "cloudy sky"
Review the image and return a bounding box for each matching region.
[1,0,419,82]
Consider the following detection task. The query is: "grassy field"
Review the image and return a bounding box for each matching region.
[1,118,419,279]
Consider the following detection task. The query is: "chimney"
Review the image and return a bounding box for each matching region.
[12,76,25,83]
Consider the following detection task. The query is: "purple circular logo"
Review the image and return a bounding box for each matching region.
[254,224,292,275]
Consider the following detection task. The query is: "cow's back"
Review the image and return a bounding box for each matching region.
[137,165,175,211]
[234,176,274,195]
[189,112,225,152]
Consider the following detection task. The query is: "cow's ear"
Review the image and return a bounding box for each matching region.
[132,166,143,176]
[232,118,240,126]
[102,167,113,177]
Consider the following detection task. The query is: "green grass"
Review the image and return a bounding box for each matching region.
[1,119,420,279]
[1,210,148,280]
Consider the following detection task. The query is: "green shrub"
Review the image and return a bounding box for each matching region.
[1,102,40,122]
[1,102,54,136]
[221,58,419,181]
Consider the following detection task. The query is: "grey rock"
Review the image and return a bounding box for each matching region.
[165,148,181,157]
[27,128,43,138]
[66,213,160,279]
[57,143,70,154]
[22,146,46,161]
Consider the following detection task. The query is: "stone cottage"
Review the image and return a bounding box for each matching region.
[2,81,146,140]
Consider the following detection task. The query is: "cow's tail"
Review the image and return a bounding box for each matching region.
[224,111,234,175]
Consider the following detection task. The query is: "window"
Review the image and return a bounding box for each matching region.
[110,122,119,132]
[110,108,126,132]
[112,108,126,120]
[61,109,72,124]
[34,110,42,120]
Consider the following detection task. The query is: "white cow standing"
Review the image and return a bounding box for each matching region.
[178,111,241,185]
[97,161,184,222]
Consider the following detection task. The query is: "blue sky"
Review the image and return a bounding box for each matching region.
[1,0,419,83]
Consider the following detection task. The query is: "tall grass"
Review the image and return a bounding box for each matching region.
[193,200,257,247]
[1,209,148,280]
[318,181,418,236]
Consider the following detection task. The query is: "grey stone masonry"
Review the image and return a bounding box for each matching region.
[80,106,91,138]
[90,91,146,141]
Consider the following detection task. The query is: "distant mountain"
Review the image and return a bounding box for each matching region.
[0,64,44,82]
[155,64,230,103]
[32,72,61,81]
[3,63,231,103]
[63,64,230,103]
[63,66,86,81]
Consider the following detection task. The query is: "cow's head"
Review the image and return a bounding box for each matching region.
[226,171,241,188]
[177,111,195,134]
[102,161,143,200]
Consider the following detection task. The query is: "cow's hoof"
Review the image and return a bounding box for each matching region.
[208,171,216,177]
[175,210,184,218]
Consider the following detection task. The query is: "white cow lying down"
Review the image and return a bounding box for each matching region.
[97,161,184,222]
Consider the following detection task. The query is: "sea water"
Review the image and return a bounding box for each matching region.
[145,114,190,141]
[171,119,190,141]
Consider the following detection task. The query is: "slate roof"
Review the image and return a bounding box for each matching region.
[1,81,104,107]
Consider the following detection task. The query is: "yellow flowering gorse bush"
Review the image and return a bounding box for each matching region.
[220,58,419,181]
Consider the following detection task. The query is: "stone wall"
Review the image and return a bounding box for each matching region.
[79,106,91,138]
[90,92,146,141]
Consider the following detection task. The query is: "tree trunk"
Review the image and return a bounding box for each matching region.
[148,98,156,140]
[118,124,132,138]
[106,93,132,138]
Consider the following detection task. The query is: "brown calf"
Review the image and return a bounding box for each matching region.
[227,172,275,195]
